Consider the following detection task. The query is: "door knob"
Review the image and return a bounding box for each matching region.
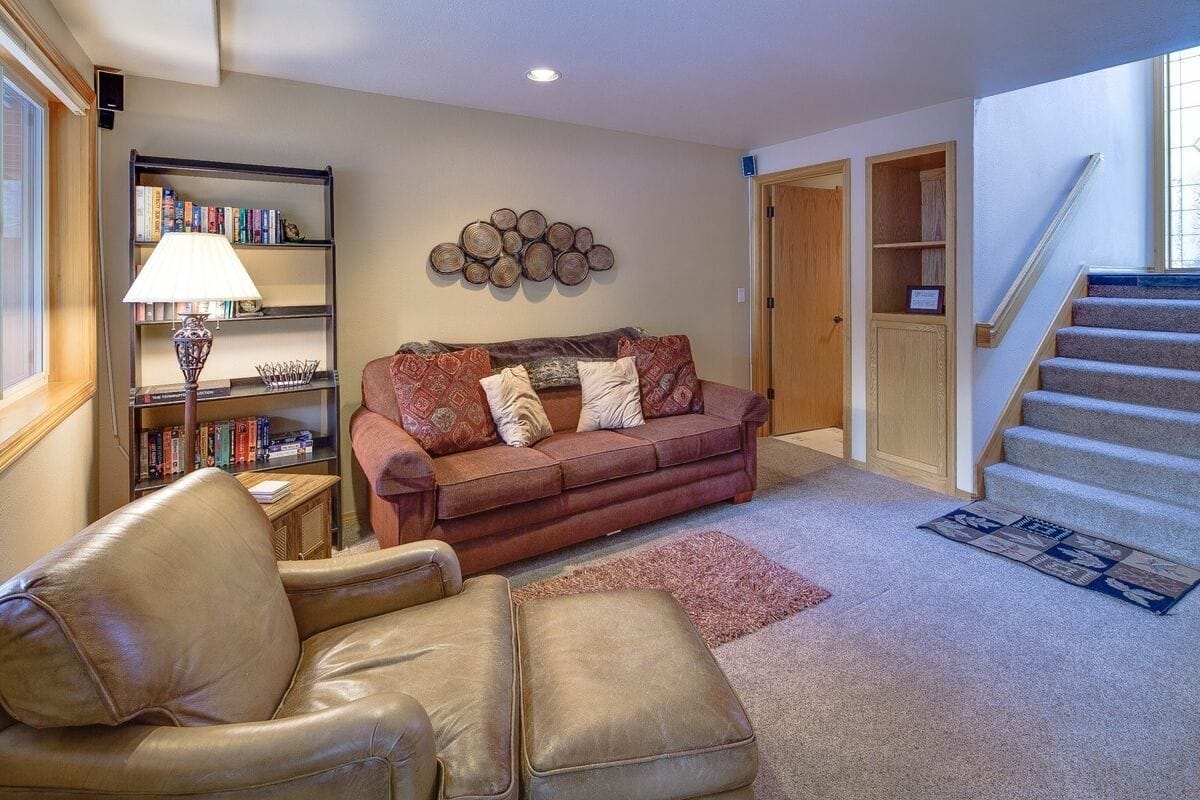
[833,315,844,323]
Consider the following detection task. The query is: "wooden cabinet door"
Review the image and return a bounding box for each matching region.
[770,185,844,434]
[868,320,947,478]
[296,496,331,560]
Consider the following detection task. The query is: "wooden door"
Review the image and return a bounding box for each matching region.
[770,185,844,434]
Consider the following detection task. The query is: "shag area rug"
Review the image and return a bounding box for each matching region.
[921,501,1200,614]
[510,530,831,647]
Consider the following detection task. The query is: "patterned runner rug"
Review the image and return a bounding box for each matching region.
[921,501,1200,614]
[511,530,830,647]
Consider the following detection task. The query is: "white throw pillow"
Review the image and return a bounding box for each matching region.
[576,357,645,432]
[479,364,554,447]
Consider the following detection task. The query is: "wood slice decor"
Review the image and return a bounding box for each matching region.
[463,260,490,285]
[522,241,554,281]
[491,208,518,231]
[502,229,523,255]
[573,226,593,253]
[490,255,520,288]
[517,209,548,241]
[586,244,614,271]
[461,221,503,260]
[546,221,575,252]
[429,242,465,274]
[554,251,589,286]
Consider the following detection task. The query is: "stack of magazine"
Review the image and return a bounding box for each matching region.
[248,480,291,504]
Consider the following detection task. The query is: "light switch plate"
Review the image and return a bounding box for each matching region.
[737,287,746,303]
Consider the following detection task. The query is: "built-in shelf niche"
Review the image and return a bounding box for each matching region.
[870,150,948,315]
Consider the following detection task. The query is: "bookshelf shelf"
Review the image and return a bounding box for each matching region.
[131,373,338,409]
[128,150,342,544]
[872,240,946,250]
[133,442,338,494]
[135,305,334,327]
[134,238,333,250]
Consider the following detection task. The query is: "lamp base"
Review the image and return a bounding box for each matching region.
[174,313,213,474]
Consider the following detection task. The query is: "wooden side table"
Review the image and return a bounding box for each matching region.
[236,472,340,560]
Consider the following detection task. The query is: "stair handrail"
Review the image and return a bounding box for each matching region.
[975,152,1103,348]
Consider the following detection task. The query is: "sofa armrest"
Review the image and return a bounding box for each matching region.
[351,407,436,496]
[0,694,437,799]
[278,540,463,638]
[701,380,770,426]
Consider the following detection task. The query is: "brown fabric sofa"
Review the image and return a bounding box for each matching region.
[352,329,770,574]
[0,469,758,799]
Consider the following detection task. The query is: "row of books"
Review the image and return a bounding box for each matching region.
[130,263,235,322]
[134,185,285,244]
[137,418,315,480]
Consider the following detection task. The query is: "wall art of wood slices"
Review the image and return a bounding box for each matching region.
[428,208,614,289]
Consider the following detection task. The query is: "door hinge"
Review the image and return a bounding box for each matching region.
[766,388,775,400]
[766,296,775,309]
[766,205,775,218]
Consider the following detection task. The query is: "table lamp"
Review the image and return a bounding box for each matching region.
[123,232,261,475]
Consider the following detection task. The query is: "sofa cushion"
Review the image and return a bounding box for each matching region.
[616,414,742,467]
[533,431,657,489]
[480,364,554,447]
[434,445,561,519]
[618,334,704,418]
[0,469,300,729]
[576,357,645,432]
[277,575,517,800]
[390,348,499,456]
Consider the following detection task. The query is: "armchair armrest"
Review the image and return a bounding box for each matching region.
[0,694,437,799]
[351,407,436,496]
[701,380,770,425]
[278,540,463,638]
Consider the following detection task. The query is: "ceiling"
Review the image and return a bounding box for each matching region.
[53,0,1200,149]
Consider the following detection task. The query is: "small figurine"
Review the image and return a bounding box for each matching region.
[282,218,305,242]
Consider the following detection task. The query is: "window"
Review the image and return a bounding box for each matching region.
[0,70,45,398]
[1161,46,1200,270]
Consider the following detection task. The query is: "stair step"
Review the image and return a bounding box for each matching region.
[1072,297,1200,333]
[1056,326,1200,371]
[1039,357,1200,413]
[1021,390,1200,458]
[983,462,1200,566]
[1089,272,1200,300]
[1002,426,1200,510]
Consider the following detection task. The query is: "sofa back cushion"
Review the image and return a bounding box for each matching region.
[0,469,300,729]
[364,328,648,431]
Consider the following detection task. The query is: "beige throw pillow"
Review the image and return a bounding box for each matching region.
[479,364,554,447]
[576,357,645,432]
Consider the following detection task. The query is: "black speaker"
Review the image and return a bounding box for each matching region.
[98,109,114,130]
[96,70,123,111]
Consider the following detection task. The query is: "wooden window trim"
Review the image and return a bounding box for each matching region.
[0,0,96,474]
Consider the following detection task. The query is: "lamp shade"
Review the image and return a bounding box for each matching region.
[123,232,261,303]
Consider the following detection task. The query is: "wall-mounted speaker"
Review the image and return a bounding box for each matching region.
[96,69,123,111]
[741,155,757,177]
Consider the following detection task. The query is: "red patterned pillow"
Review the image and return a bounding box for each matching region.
[617,334,703,418]
[390,348,499,456]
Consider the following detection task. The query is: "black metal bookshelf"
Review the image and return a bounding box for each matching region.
[127,150,342,544]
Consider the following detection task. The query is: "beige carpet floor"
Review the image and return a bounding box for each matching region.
[342,439,1200,800]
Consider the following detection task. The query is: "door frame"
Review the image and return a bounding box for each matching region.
[751,158,852,460]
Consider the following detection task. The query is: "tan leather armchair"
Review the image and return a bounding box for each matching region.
[0,469,515,800]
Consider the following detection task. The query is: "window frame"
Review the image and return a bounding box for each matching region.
[1154,48,1200,271]
[0,0,97,477]
[0,65,50,405]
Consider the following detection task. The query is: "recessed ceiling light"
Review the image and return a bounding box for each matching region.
[526,68,561,83]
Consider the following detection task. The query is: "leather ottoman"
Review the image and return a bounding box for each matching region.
[517,589,758,800]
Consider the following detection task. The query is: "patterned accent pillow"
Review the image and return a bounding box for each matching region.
[617,334,703,418]
[389,348,499,456]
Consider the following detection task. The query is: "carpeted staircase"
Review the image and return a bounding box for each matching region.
[984,273,1200,551]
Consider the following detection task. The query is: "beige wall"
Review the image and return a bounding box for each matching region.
[0,0,96,579]
[97,72,749,517]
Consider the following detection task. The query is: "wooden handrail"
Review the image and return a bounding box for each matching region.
[975,153,1103,348]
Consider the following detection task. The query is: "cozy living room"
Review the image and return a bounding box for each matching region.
[0,1,1197,798]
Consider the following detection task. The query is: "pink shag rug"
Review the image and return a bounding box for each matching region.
[511,530,830,647]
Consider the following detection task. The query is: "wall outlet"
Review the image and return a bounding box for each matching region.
[737,287,746,303]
